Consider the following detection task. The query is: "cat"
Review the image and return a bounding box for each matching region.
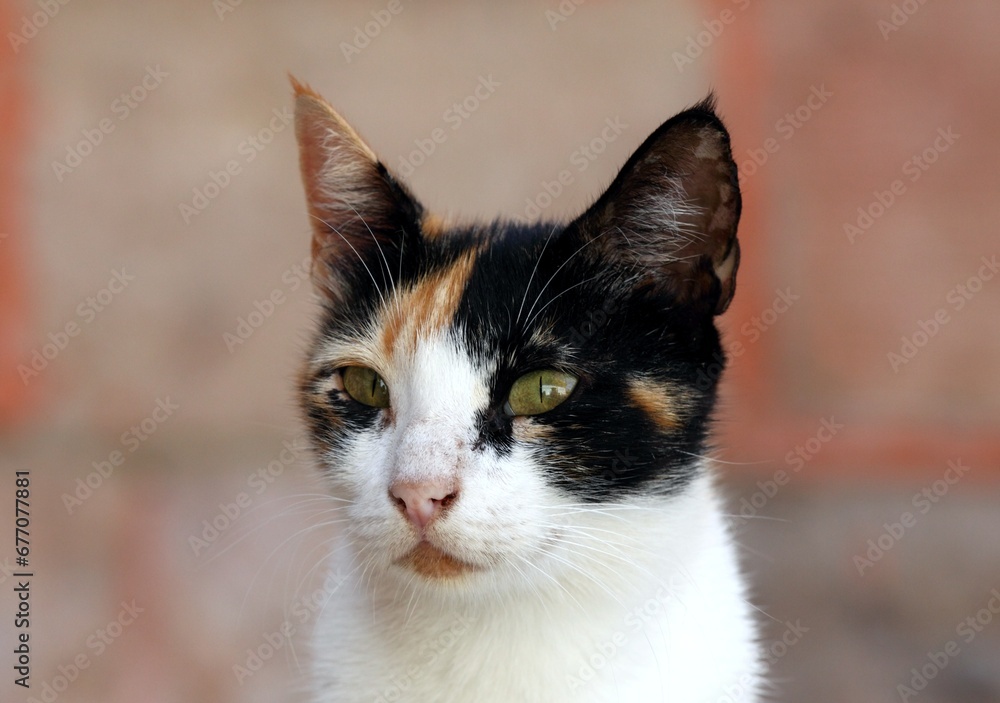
[291,78,762,702]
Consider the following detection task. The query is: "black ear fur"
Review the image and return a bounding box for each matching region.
[571,96,741,315]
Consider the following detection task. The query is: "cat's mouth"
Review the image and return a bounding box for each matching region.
[396,541,478,579]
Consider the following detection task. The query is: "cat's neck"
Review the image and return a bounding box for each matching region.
[312,472,762,703]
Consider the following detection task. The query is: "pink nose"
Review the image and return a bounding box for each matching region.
[390,480,458,531]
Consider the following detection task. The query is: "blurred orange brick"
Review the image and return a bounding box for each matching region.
[0,0,34,425]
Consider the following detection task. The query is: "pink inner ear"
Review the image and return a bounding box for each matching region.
[292,83,413,301]
[677,131,742,314]
[293,90,380,230]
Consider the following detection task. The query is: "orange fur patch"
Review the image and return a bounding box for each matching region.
[297,363,345,428]
[628,379,685,431]
[399,542,475,579]
[420,213,448,240]
[512,417,553,442]
[380,248,478,358]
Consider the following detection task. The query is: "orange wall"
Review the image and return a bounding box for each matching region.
[712,0,1000,479]
[0,0,33,425]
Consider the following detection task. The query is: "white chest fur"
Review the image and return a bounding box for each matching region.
[308,473,761,703]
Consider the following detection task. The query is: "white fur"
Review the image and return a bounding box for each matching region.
[308,329,761,702]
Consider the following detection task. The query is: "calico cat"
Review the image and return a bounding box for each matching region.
[292,78,762,702]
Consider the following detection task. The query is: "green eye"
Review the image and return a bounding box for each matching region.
[505,370,578,416]
[342,366,390,408]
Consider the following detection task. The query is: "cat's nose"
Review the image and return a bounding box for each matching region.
[390,480,459,531]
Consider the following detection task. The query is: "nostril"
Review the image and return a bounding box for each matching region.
[437,490,458,510]
[389,482,459,530]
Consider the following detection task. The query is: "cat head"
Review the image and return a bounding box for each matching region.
[292,79,741,592]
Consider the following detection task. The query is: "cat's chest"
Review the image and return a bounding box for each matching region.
[314,591,659,703]
[310,528,759,703]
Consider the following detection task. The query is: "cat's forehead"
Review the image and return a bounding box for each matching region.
[316,221,568,364]
[377,245,480,362]
[311,234,491,376]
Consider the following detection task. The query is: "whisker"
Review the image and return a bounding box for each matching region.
[346,203,397,302]
[521,228,612,331]
[310,214,388,310]
[718,513,790,524]
[523,273,604,330]
[514,224,559,328]
[200,498,349,566]
[237,518,337,626]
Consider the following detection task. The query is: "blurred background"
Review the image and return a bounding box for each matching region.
[1,0,999,701]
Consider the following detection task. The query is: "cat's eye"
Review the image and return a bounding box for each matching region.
[341,366,390,408]
[505,370,577,416]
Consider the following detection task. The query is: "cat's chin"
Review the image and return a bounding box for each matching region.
[394,540,480,580]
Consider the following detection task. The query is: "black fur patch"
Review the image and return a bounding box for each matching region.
[452,220,723,501]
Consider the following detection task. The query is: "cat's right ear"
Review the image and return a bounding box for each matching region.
[292,78,422,301]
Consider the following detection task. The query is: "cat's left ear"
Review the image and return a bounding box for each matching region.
[572,97,741,315]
